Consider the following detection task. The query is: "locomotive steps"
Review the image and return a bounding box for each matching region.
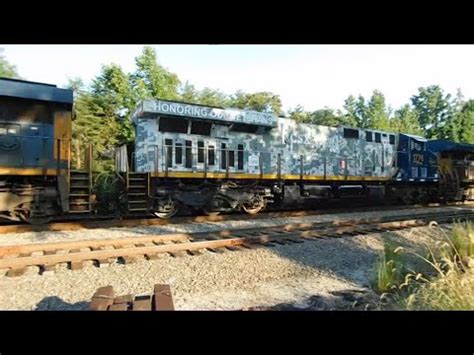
[1,209,473,277]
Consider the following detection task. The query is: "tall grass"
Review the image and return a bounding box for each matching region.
[93,171,122,214]
[372,221,474,310]
[372,241,407,294]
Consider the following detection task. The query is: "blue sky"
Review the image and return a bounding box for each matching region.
[2,45,474,113]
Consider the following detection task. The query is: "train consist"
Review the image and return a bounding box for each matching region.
[1,77,473,223]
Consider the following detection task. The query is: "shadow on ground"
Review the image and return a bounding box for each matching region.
[246,288,380,311]
[35,296,89,311]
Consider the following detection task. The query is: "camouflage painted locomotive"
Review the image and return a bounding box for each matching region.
[118,98,474,218]
[1,77,473,223]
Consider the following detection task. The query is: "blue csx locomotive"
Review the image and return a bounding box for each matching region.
[0,77,473,223]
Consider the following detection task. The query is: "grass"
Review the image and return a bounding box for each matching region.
[93,171,122,214]
[372,221,474,310]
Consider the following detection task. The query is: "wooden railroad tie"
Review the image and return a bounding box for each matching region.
[89,284,175,311]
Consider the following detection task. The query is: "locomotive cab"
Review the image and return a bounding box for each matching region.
[0,78,74,223]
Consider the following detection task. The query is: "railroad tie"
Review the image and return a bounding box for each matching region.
[89,284,174,311]
[89,286,115,311]
[153,284,175,311]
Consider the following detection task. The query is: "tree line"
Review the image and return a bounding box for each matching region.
[1,46,474,172]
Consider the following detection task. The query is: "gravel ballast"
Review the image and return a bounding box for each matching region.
[0,215,452,310]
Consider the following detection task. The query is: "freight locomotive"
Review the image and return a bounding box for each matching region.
[1,77,473,223]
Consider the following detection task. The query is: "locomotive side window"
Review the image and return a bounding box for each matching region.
[237,144,244,170]
[366,131,373,142]
[375,133,381,143]
[191,121,212,136]
[0,123,20,135]
[208,145,215,166]
[389,135,395,145]
[165,139,173,167]
[221,143,227,169]
[185,140,192,168]
[175,142,183,164]
[229,149,235,167]
[230,123,259,134]
[343,128,359,139]
[197,141,204,163]
[159,116,188,133]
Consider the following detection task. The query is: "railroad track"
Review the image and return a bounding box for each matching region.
[1,209,473,277]
[0,201,471,235]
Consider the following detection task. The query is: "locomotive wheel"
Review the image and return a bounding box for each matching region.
[19,211,52,225]
[153,199,179,219]
[242,197,266,215]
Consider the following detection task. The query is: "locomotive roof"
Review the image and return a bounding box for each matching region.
[427,139,474,153]
[0,77,73,105]
[132,99,278,127]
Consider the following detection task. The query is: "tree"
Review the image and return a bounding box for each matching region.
[0,48,19,78]
[342,95,366,128]
[90,64,135,144]
[229,90,283,115]
[130,46,180,101]
[392,104,423,135]
[179,81,199,103]
[66,78,120,171]
[288,105,312,122]
[365,90,392,131]
[411,85,455,139]
[65,77,85,96]
[452,100,474,143]
[197,87,229,107]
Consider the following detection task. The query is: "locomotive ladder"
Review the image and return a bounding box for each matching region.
[126,172,150,213]
[68,145,93,214]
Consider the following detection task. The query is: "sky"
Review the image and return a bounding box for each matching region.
[2,45,474,113]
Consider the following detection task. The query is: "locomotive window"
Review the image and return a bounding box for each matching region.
[230,123,259,134]
[229,150,235,167]
[197,141,204,163]
[420,167,427,178]
[175,142,183,164]
[159,116,188,133]
[343,128,359,139]
[366,131,373,142]
[238,144,244,170]
[185,140,192,168]
[375,133,381,143]
[165,139,173,167]
[208,145,215,166]
[190,121,212,136]
[221,143,227,169]
[0,124,19,135]
[389,135,395,145]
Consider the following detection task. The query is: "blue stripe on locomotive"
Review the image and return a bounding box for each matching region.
[393,133,438,182]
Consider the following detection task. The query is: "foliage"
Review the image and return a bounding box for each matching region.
[5,45,474,176]
[391,104,424,136]
[410,85,456,139]
[0,48,20,79]
[371,241,408,293]
[374,222,474,310]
